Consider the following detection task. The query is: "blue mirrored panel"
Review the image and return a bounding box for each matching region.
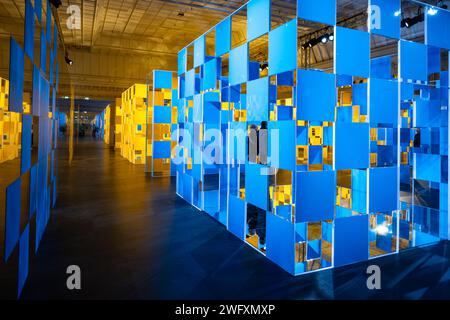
[216,17,231,57]
[247,0,270,42]
[335,26,370,77]
[426,6,450,50]
[297,0,336,25]
[229,44,248,86]
[297,69,336,121]
[194,36,205,68]
[268,19,297,76]
[400,40,427,82]
[370,0,401,39]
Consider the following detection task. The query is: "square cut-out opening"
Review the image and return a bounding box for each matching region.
[297,19,334,73]
[249,34,269,80]
[231,6,247,49]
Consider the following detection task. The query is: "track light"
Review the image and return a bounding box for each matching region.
[411,12,425,24]
[309,38,320,47]
[49,0,62,8]
[65,56,73,66]
[401,17,412,28]
[302,32,334,50]
[401,10,424,28]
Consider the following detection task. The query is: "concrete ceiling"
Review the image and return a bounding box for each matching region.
[0,0,438,103]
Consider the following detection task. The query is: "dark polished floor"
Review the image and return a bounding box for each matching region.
[17,139,450,299]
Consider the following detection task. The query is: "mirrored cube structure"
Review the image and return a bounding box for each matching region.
[0,0,59,296]
[174,0,450,275]
[145,70,179,176]
[118,84,148,164]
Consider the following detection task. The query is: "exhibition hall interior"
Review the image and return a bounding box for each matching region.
[0,0,449,301]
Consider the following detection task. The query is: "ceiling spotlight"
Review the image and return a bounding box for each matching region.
[49,0,62,8]
[65,56,73,66]
[63,96,69,99]
[401,7,425,28]
[320,35,328,44]
[328,33,334,41]
[312,37,321,46]
[411,12,425,24]
[84,97,90,100]
[394,10,402,17]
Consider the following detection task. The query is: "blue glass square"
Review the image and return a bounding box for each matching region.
[400,40,427,82]
[247,77,269,121]
[297,69,336,121]
[369,167,398,212]
[269,19,297,76]
[297,0,336,25]
[295,171,336,223]
[229,44,248,86]
[370,78,398,125]
[335,122,369,170]
[370,0,400,39]
[247,0,270,41]
[335,27,370,77]
[216,17,231,57]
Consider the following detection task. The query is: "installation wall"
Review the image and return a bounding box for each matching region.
[175,0,449,275]
[0,0,59,296]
